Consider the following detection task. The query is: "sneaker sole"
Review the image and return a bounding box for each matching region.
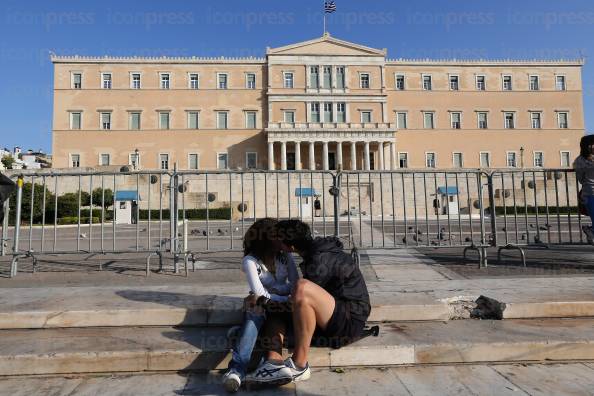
[244,376,293,388]
[293,368,311,382]
[223,378,240,393]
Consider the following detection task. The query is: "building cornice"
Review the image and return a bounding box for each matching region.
[50,55,266,64]
[386,58,585,66]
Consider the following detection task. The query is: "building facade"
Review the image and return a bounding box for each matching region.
[51,34,585,170]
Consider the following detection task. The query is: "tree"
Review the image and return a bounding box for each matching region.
[92,188,114,208]
[8,182,56,224]
[1,156,14,170]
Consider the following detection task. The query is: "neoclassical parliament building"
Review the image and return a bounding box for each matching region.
[51,33,585,171]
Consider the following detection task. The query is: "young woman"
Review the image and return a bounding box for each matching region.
[574,135,594,244]
[222,218,298,392]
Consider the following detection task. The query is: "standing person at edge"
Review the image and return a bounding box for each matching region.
[574,134,594,244]
[246,219,371,385]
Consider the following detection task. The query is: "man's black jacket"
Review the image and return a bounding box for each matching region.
[301,236,371,321]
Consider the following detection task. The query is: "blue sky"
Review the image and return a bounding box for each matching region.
[1,0,593,153]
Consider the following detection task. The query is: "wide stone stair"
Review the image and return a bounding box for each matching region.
[1,278,594,376]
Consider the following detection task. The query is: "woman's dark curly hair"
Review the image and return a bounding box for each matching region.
[580,135,594,158]
[243,218,279,260]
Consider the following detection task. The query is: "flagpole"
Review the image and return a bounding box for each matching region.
[323,13,326,35]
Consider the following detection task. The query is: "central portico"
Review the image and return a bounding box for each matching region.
[265,33,397,170]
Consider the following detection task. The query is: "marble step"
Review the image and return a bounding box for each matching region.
[2,318,594,376]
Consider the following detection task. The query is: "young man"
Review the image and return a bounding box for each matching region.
[246,219,371,385]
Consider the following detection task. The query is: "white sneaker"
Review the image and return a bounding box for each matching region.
[222,369,241,393]
[284,357,311,382]
[244,359,293,386]
[582,225,594,245]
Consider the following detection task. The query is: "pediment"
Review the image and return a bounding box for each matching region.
[267,34,386,57]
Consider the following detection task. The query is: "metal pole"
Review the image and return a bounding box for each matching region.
[1,200,9,256]
[11,176,24,277]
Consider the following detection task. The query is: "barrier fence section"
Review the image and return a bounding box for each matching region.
[2,168,587,277]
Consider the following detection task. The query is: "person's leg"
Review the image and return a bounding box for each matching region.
[260,314,287,362]
[228,311,265,378]
[587,196,594,230]
[291,279,336,368]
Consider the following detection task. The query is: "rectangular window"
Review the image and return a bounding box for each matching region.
[246,73,256,89]
[451,112,461,129]
[504,112,515,129]
[245,111,257,128]
[72,73,82,89]
[129,112,141,130]
[480,152,491,168]
[423,112,435,129]
[309,66,319,88]
[101,73,112,89]
[70,154,80,168]
[160,73,170,89]
[246,152,257,169]
[159,154,169,170]
[397,112,407,129]
[453,152,464,168]
[395,74,405,90]
[323,102,333,122]
[336,67,345,89]
[449,75,459,91]
[189,73,199,89]
[283,72,294,88]
[422,75,432,91]
[217,153,228,169]
[560,151,571,167]
[425,152,436,168]
[507,152,517,168]
[361,111,372,123]
[101,112,111,130]
[476,75,486,91]
[218,73,228,89]
[99,153,110,166]
[478,112,488,129]
[558,112,569,129]
[360,73,370,89]
[159,112,170,130]
[336,103,346,123]
[129,153,140,170]
[188,153,199,170]
[529,75,540,91]
[131,73,141,89]
[399,152,408,168]
[533,151,544,167]
[217,111,229,129]
[531,112,542,129]
[323,66,332,89]
[284,110,295,124]
[70,112,81,130]
[556,75,566,91]
[187,111,199,129]
[503,75,513,91]
[310,102,320,123]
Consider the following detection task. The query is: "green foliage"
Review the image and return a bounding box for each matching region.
[138,207,231,220]
[58,216,100,225]
[8,182,56,224]
[1,156,14,169]
[494,206,579,215]
[91,188,114,208]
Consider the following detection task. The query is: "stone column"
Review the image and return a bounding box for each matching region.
[268,141,275,170]
[322,141,329,171]
[378,142,385,170]
[390,141,396,170]
[351,141,357,170]
[309,141,315,170]
[295,141,301,170]
[336,141,343,170]
[281,141,287,171]
[364,141,371,171]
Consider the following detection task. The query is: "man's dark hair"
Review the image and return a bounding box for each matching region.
[276,219,313,253]
[243,217,278,259]
[580,135,594,158]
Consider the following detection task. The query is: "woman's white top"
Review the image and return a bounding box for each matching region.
[242,253,299,302]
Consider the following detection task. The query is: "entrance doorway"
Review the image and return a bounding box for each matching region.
[287,153,296,170]
[328,152,336,170]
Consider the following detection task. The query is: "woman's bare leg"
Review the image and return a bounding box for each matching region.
[261,314,286,362]
[291,279,335,368]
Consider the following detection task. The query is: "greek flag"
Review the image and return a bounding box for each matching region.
[325,1,336,13]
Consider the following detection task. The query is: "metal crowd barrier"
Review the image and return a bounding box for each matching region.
[2,167,587,276]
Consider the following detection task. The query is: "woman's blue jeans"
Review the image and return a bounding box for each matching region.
[227,310,266,378]
[587,195,594,230]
